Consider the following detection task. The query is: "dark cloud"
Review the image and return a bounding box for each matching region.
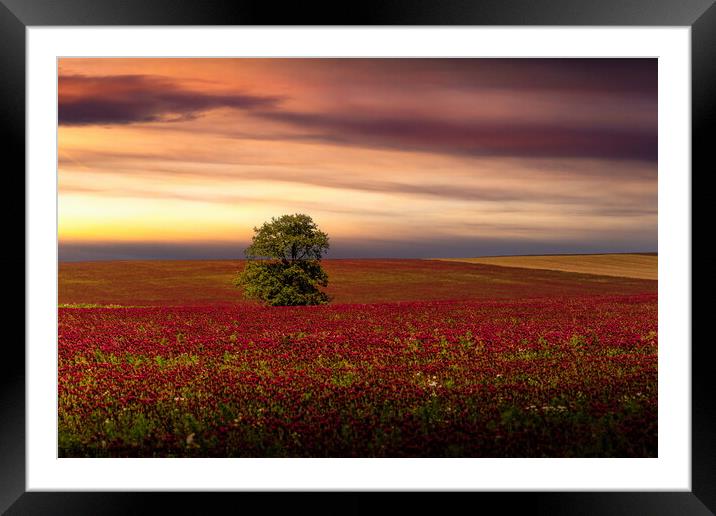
[59,61,657,162]
[58,74,282,126]
[261,58,657,98]
[260,59,658,162]
[258,111,657,162]
[385,58,657,97]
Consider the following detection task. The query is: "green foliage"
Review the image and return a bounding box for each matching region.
[244,213,329,262]
[237,260,329,306]
[235,214,330,306]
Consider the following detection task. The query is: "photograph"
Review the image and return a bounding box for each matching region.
[56,57,658,458]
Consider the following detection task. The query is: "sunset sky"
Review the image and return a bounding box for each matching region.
[58,58,657,261]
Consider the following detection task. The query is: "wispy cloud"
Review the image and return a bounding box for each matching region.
[58,141,656,206]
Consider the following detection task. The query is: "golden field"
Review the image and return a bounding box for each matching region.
[435,253,657,280]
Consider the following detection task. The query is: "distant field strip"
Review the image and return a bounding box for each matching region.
[58,258,657,306]
[435,254,657,280]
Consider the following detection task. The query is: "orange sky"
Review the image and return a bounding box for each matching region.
[58,58,657,260]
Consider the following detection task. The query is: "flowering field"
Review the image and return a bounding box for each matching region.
[58,259,657,457]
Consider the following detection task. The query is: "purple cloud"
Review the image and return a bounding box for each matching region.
[59,74,283,126]
[259,111,657,162]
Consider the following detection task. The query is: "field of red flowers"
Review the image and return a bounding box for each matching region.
[58,259,657,457]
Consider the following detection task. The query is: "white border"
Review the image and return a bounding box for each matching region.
[27,27,691,491]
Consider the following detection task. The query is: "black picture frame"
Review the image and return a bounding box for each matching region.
[1,1,711,514]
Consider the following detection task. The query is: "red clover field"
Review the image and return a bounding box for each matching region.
[58,259,657,457]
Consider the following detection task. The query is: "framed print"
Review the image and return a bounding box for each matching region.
[2,0,712,514]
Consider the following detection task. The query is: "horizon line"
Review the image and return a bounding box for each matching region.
[58,251,658,264]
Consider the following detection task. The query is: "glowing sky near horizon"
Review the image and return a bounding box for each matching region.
[58,58,657,261]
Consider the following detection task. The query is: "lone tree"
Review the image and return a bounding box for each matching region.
[235,214,331,306]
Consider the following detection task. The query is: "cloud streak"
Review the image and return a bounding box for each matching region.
[59,74,282,126]
[258,111,657,162]
[58,150,656,208]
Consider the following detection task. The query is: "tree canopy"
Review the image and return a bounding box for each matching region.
[235,214,330,306]
[244,213,329,263]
